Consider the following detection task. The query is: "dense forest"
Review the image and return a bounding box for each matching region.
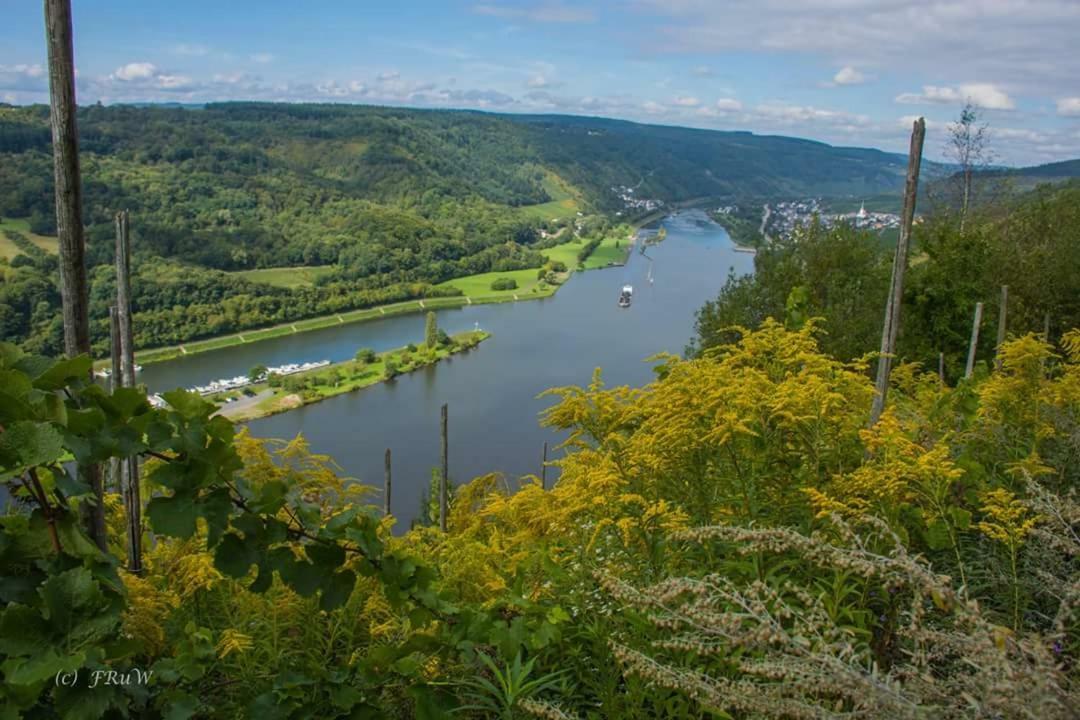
[0,102,918,355]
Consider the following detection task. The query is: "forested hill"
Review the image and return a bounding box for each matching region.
[507,113,913,205]
[0,101,915,355]
[0,103,913,242]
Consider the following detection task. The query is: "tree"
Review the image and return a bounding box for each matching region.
[247,364,267,383]
[425,311,438,350]
[384,355,400,379]
[355,347,376,364]
[946,102,993,233]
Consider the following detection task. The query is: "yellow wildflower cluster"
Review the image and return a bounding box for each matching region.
[976,488,1039,549]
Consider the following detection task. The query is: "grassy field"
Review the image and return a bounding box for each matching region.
[216,331,490,422]
[0,217,58,259]
[234,265,335,288]
[518,172,582,221]
[581,234,631,269]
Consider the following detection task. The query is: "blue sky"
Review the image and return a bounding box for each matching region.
[3,0,1079,164]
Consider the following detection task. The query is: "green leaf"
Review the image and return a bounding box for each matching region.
[319,570,356,612]
[2,648,84,686]
[252,479,289,515]
[949,506,973,530]
[161,390,215,419]
[147,492,199,538]
[306,541,345,569]
[162,693,200,720]
[0,421,65,472]
[0,605,50,656]
[924,519,953,551]
[32,355,92,391]
[214,533,257,579]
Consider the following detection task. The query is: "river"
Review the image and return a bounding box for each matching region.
[138,210,753,528]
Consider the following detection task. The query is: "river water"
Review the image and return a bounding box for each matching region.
[138,210,753,528]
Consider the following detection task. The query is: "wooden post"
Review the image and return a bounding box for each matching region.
[869,117,925,425]
[965,302,983,379]
[540,441,548,490]
[995,285,1008,370]
[109,306,121,393]
[383,448,392,517]
[45,0,105,551]
[109,306,122,492]
[116,211,135,387]
[439,403,448,532]
[115,211,141,573]
[45,0,90,358]
[938,352,945,385]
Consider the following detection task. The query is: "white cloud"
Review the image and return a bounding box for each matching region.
[472,2,594,23]
[832,66,866,85]
[112,62,158,81]
[714,97,742,112]
[1057,97,1080,116]
[756,101,869,126]
[156,74,193,90]
[250,53,274,64]
[895,83,1015,110]
[173,44,209,57]
[527,74,550,88]
[642,100,665,114]
[637,0,1080,98]
[0,64,47,94]
[674,95,700,107]
[692,65,714,77]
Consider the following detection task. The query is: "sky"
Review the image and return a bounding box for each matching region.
[2,0,1079,165]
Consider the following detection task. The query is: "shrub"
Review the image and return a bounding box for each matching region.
[490,277,518,291]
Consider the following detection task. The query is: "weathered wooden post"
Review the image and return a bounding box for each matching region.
[540,441,548,490]
[383,448,392,517]
[938,352,945,384]
[965,302,984,379]
[995,285,1008,370]
[439,404,448,532]
[870,117,925,425]
[45,0,105,550]
[115,211,142,573]
[116,211,135,387]
[109,306,122,492]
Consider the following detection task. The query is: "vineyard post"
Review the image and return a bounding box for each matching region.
[116,211,142,573]
[869,117,925,425]
[440,403,448,532]
[45,0,106,550]
[965,302,984,379]
[109,306,121,491]
[384,448,392,517]
[995,285,1008,370]
[541,441,548,490]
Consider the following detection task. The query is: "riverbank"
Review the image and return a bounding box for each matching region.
[212,330,490,422]
[107,227,637,370]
